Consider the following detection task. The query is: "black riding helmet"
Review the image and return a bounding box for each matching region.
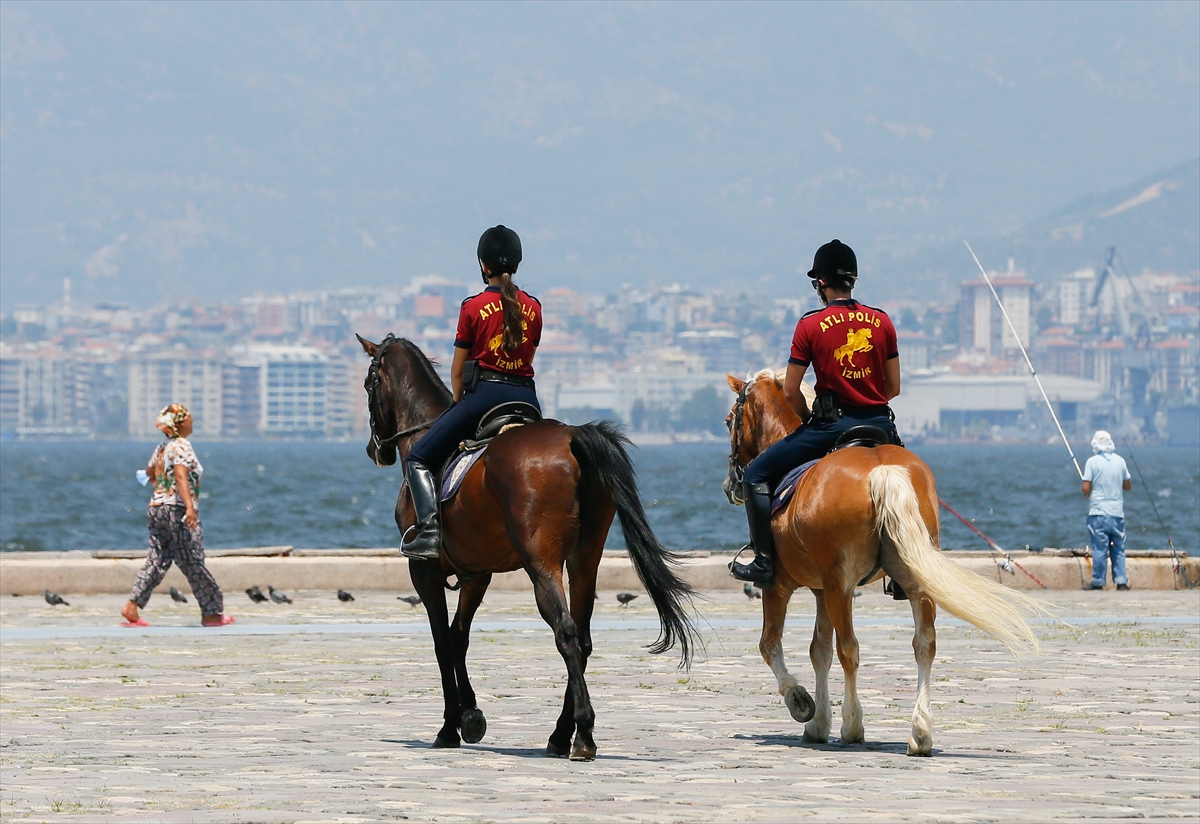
[807,239,857,290]
[477,225,522,281]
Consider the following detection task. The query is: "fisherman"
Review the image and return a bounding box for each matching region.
[1081,430,1132,591]
[400,225,543,559]
[730,239,901,588]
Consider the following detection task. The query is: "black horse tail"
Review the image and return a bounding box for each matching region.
[570,420,698,668]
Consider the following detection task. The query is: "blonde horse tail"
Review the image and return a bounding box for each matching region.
[869,464,1052,657]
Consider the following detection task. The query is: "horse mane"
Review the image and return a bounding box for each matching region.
[396,338,453,404]
[746,367,787,386]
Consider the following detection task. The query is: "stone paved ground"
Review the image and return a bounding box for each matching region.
[1,587,1197,823]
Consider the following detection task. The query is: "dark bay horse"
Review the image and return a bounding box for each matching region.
[725,369,1052,756]
[358,334,696,760]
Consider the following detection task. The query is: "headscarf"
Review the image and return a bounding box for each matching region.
[1091,430,1115,455]
[156,403,189,439]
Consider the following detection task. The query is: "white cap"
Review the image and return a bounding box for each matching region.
[1091,430,1115,454]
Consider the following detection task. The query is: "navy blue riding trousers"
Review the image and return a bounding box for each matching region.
[744,407,899,492]
[407,380,540,471]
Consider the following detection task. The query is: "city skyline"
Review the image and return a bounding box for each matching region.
[3,251,1196,444]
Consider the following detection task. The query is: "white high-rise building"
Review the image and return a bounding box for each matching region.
[959,261,1034,358]
[128,355,225,438]
[234,345,328,436]
[0,350,90,436]
[1057,269,1096,327]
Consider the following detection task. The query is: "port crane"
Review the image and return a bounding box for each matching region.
[1089,246,1162,428]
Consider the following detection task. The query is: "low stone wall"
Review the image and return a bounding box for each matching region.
[1,548,1195,596]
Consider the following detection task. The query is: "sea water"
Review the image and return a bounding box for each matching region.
[1,440,1196,555]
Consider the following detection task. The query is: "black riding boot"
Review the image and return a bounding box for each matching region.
[729,481,776,589]
[402,461,442,560]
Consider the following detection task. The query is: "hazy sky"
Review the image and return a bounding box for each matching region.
[1,1,1197,309]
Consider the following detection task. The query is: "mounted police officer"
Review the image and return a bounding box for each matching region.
[401,225,543,559]
[730,239,901,588]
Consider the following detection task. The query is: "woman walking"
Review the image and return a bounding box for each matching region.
[120,404,234,627]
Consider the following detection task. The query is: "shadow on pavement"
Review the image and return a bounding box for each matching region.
[382,738,662,762]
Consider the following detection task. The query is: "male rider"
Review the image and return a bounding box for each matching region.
[730,239,901,589]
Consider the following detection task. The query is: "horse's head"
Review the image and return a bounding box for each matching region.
[722,369,810,505]
[357,333,452,468]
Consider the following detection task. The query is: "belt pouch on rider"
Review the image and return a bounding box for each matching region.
[462,359,480,393]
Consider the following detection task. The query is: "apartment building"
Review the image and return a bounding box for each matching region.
[959,270,1033,358]
[128,355,225,438]
[233,345,327,436]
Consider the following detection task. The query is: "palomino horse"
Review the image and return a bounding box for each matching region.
[725,369,1050,756]
[358,335,696,760]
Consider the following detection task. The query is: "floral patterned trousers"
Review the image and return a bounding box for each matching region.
[131,505,223,615]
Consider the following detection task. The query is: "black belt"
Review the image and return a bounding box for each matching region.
[477,370,535,389]
[840,404,892,419]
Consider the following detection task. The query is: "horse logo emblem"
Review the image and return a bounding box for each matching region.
[487,321,529,356]
[834,328,874,367]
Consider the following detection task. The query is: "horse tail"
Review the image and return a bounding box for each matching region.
[570,421,697,668]
[869,464,1053,657]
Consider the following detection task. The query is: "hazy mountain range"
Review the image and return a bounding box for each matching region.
[1,1,1197,309]
[884,157,1200,298]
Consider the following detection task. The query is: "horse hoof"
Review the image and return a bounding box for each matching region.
[785,686,816,724]
[546,739,570,758]
[460,708,487,744]
[801,728,828,744]
[907,733,933,757]
[432,735,460,749]
[569,734,597,762]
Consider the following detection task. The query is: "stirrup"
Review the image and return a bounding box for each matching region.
[884,577,909,601]
[729,545,775,589]
[400,525,442,560]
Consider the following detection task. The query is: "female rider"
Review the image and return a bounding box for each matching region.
[401,225,543,559]
[729,239,901,589]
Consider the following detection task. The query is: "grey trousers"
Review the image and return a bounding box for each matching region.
[130,505,223,615]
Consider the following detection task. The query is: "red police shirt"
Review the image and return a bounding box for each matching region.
[454,286,542,377]
[789,299,898,407]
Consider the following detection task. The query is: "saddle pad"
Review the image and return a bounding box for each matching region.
[439,448,486,503]
[771,459,820,515]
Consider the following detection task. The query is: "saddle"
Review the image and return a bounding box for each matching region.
[770,425,894,515]
[438,402,542,502]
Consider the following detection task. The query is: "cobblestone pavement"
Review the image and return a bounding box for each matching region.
[1,587,1197,823]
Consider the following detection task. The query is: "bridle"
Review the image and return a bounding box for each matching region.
[366,333,436,454]
[724,381,749,505]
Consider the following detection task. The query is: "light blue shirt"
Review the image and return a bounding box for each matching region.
[1083,453,1131,518]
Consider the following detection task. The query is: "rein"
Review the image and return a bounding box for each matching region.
[367,333,436,451]
[725,382,748,502]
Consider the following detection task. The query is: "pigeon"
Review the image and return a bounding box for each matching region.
[337,589,355,602]
[743,583,762,600]
[245,586,268,603]
[169,586,189,604]
[44,589,69,607]
[398,595,422,607]
[617,592,638,607]
[268,586,292,604]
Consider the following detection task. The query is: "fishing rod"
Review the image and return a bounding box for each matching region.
[963,240,1084,480]
[1121,437,1193,589]
[938,498,1047,588]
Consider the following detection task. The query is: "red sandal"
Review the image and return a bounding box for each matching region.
[201,614,236,627]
